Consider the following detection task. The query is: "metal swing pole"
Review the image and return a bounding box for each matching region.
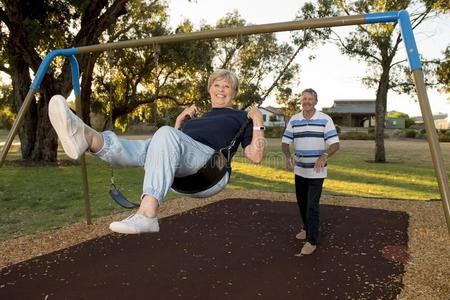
[398,11,450,234]
[71,57,92,225]
[0,50,92,224]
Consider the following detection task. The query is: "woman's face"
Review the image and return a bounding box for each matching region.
[209,77,234,108]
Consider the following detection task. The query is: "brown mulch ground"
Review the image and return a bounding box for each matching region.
[1,189,449,299]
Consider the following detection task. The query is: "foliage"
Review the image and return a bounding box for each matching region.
[438,129,450,142]
[264,126,285,138]
[92,9,304,130]
[405,129,417,138]
[338,131,374,140]
[435,46,449,96]
[335,124,341,134]
[326,0,443,162]
[0,0,131,161]
[0,79,14,129]
[1,1,302,152]
[275,0,336,111]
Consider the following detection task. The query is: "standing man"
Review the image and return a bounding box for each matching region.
[282,88,339,255]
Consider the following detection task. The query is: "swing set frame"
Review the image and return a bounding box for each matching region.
[1,10,449,234]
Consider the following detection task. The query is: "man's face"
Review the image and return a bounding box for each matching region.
[300,92,317,113]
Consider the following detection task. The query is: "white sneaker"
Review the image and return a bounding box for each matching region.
[300,242,317,255]
[109,214,160,234]
[48,95,89,159]
[295,229,306,240]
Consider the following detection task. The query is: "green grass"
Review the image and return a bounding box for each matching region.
[230,138,449,200]
[1,131,449,241]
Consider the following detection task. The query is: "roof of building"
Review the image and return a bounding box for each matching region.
[411,113,448,122]
[324,99,376,114]
[260,106,285,116]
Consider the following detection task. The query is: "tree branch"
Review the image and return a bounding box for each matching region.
[260,38,305,103]
[330,29,381,64]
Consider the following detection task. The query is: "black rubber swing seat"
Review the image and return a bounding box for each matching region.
[110,151,229,209]
[171,151,228,194]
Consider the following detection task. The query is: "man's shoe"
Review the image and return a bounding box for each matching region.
[295,229,306,240]
[109,214,160,234]
[48,95,89,159]
[300,242,317,255]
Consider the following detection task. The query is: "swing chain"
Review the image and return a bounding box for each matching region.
[107,49,116,186]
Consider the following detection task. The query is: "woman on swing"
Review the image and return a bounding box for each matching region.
[49,69,265,234]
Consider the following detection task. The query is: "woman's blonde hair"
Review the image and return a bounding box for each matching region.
[208,69,239,98]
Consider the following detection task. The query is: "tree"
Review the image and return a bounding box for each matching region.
[274,0,336,113]
[330,0,443,162]
[0,78,13,129]
[435,46,449,97]
[0,0,130,161]
[212,11,302,110]
[91,10,305,129]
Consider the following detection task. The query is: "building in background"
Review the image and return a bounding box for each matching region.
[322,99,376,128]
[411,113,449,130]
[259,106,286,127]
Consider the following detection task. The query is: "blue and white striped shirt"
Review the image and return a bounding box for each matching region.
[282,111,339,178]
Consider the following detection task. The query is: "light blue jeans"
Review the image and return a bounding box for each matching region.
[94,126,229,204]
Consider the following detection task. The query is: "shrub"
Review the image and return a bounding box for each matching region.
[438,130,450,142]
[265,126,284,138]
[439,135,450,143]
[392,129,405,137]
[339,131,374,140]
[405,129,417,138]
[0,107,14,130]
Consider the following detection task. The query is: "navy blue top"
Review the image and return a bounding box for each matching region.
[181,108,253,157]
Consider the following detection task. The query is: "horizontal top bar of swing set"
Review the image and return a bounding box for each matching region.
[33,10,422,92]
[75,11,399,54]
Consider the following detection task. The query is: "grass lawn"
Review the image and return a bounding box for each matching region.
[1,129,449,241]
[232,138,450,200]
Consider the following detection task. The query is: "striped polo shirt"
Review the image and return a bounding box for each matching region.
[282,110,339,178]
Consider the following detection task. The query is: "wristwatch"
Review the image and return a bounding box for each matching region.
[253,126,265,131]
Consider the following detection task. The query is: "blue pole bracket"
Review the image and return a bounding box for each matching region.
[365,11,399,24]
[30,48,80,92]
[398,10,422,71]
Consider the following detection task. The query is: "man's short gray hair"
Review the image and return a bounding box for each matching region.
[301,88,318,102]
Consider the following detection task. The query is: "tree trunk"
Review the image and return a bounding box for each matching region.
[10,49,37,160]
[31,87,60,161]
[374,65,390,162]
[2,0,128,162]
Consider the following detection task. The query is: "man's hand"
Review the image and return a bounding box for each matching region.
[286,156,295,171]
[314,154,327,172]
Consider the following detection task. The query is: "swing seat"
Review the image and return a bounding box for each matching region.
[171,151,229,194]
[109,151,229,209]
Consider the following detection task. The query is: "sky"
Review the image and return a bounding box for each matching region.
[168,0,450,117]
